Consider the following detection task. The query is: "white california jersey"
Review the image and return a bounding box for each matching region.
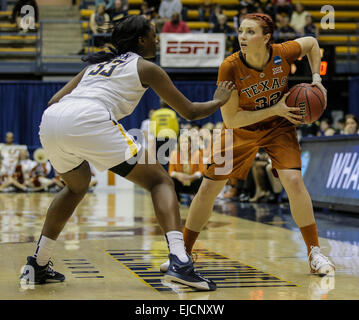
[60,52,148,121]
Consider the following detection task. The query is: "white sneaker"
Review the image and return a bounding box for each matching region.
[309,246,335,276]
[160,260,170,273]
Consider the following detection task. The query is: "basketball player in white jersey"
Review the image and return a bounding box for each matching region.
[19,15,235,291]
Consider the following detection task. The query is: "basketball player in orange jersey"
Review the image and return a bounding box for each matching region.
[161,13,335,276]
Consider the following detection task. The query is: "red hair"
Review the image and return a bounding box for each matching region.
[242,13,274,48]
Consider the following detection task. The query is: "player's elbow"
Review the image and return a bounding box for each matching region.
[181,107,196,121]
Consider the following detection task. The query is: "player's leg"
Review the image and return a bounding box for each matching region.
[115,151,216,291]
[185,177,228,252]
[264,126,334,276]
[20,161,91,284]
[159,177,227,273]
[277,169,335,276]
[41,161,91,240]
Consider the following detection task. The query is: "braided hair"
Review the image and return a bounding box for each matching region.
[242,13,274,48]
[82,15,152,64]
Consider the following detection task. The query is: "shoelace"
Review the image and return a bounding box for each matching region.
[46,260,56,276]
[310,247,331,269]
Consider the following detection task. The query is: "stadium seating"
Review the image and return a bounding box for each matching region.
[0,8,39,61]
[0,0,357,73]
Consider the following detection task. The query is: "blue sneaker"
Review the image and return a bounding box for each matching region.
[20,256,65,284]
[164,254,216,291]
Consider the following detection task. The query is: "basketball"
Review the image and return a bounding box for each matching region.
[286,83,326,124]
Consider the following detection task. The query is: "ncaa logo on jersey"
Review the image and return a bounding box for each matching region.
[273,55,282,65]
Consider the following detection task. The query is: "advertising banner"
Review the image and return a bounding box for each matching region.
[160,33,226,68]
[300,135,359,213]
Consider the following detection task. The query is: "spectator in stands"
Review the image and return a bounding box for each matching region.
[298,122,319,138]
[169,132,204,202]
[4,131,15,146]
[290,2,309,36]
[0,149,27,192]
[277,15,297,42]
[157,0,182,32]
[197,0,211,22]
[303,14,319,38]
[210,14,234,34]
[272,0,293,19]
[150,101,180,171]
[233,6,250,31]
[0,132,23,186]
[146,0,161,17]
[26,148,54,192]
[336,117,346,134]
[11,0,39,32]
[107,0,128,23]
[239,0,256,13]
[344,114,359,135]
[324,127,336,136]
[159,0,182,19]
[90,3,111,47]
[209,4,222,29]
[162,12,190,33]
[316,117,333,136]
[257,0,275,20]
[95,0,115,11]
[140,1,156,21]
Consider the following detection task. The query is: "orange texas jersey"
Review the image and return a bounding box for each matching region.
[218,40,302,126]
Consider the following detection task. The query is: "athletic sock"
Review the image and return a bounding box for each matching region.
[165,231,189,263]
[33,235,56,266]
[299,223,319,256]
[183,227,200,255]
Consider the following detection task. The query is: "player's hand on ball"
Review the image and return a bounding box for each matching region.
[213,81,236,105]
[311,82,327,108]
[274,92,304,125]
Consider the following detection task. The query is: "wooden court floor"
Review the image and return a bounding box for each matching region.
[0,188,358,300]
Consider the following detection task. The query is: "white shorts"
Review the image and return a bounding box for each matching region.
[39,101,141,174]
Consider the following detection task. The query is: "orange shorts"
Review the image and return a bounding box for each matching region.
[204,119,301,180]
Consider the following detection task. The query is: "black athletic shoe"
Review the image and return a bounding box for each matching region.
[164,254,216,291]
[20,256,65,284]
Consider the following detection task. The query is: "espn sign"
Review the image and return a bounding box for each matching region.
[160,33,226,68]
[166,41,220,55]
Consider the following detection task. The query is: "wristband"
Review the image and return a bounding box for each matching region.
[312,73,322,83]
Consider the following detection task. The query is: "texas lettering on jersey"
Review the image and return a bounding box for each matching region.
[218,40,302,114]
[241,76,288,98]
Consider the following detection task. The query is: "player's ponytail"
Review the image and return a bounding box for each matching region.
[82,15,152,64]
[82,46,118,64]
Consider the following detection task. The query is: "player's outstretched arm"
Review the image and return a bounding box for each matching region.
[137,58,235,121]
[48,67,88,107]
[295,36,327,106]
